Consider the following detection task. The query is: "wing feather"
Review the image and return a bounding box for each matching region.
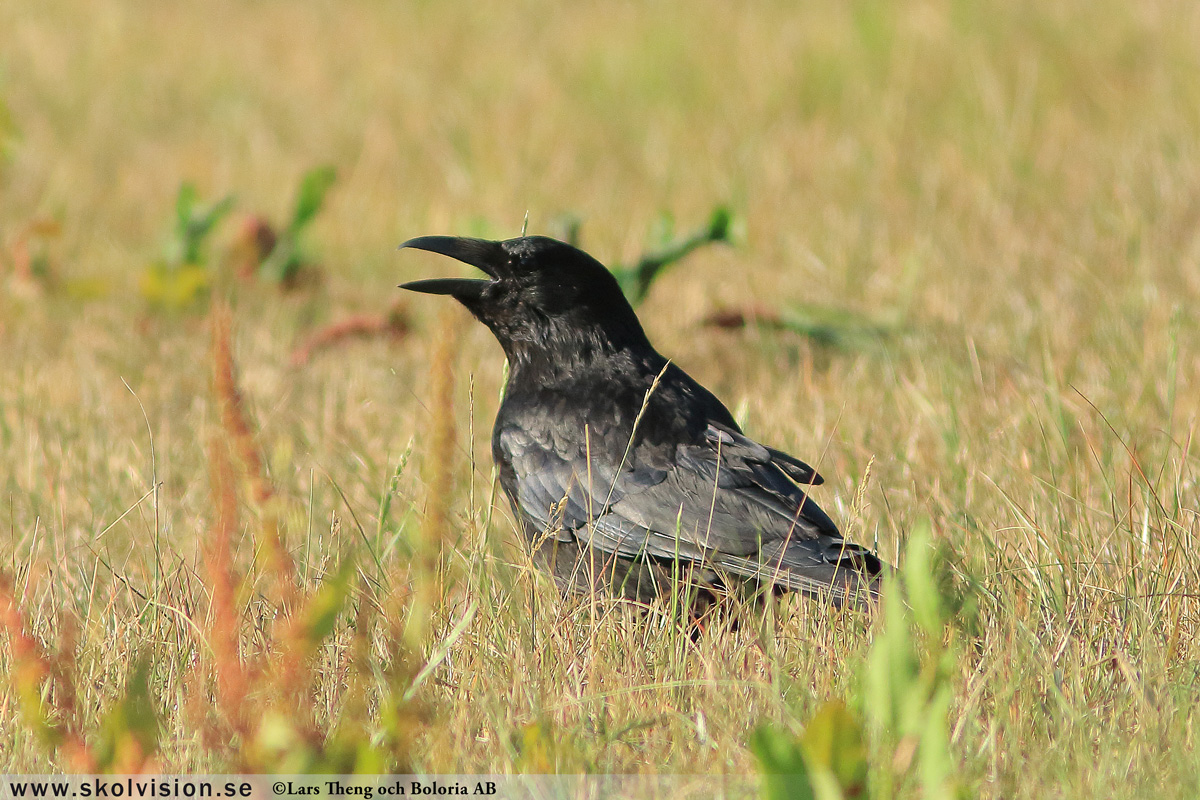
[496,419,879,603]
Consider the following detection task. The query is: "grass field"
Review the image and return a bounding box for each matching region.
[3,0,1200,795]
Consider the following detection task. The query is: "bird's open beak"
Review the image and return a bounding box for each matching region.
[398,276,489,300]
[398,236,505,301]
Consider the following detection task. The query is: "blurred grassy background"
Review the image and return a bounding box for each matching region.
[2,0,1200,795]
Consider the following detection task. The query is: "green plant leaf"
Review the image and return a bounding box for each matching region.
[777,304,896,349]
[800,701,868,799]
[290,165,337,232]
[902,521,943,638]
[706,205,733,240]
[610,204,736,305]
[164,183,234,268]
[93,657,159,771]
[139,263,210,309]
[918,686,956,800]
[185,194,236,258]
[863,573,917,734]
[750,725,818,800]
[175,182,198,230]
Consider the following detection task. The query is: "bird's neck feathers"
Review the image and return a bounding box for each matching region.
[494,313,657,386]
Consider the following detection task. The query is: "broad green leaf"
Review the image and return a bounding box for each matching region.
[165,183,234,268]
[801,701,868,799]
[291,165,337,232]
[750,725,817,800]
[193,194,236,234]
[918,686,956,800]
[175,182,198,229]
[863,573,917,733]
[903,521,943,638]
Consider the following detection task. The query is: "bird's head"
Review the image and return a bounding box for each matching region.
[400,235,650,365]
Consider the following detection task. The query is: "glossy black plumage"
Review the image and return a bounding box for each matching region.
[401,234,883,607]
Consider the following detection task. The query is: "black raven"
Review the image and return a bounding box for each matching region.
[400,235,883,607]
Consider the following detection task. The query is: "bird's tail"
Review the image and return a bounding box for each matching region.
[715,537,885,609]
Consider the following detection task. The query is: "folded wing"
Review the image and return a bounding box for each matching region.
[496,420,881,605]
